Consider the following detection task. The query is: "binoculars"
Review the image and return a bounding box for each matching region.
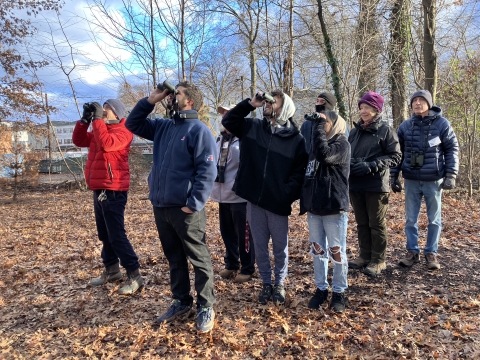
[156,80,177,94]
[410,151,424,169]
[83,102,96,112]
[214,165,226,183]
[304,113,322,121]
[255,92,276,104]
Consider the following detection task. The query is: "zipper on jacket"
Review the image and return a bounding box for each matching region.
[160,124,180,204]
[257,131,273,204]
[108,162,114,183]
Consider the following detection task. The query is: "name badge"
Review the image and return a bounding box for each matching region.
[428,136,441,147]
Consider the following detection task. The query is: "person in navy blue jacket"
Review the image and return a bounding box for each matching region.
[391,90,459,271]
[126,81,217,333]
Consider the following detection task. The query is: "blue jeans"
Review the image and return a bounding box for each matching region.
[307,212,348,293]
[404,179,443,255]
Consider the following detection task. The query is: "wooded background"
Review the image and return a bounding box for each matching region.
[0,0,479,196]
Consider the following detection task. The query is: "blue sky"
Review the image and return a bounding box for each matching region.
[21,0,166,123]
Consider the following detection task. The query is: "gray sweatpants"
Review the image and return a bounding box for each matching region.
[247,202,289,285]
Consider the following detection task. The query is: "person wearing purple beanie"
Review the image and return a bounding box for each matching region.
[347,91,402,276]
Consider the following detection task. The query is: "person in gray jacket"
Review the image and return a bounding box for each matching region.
[211,105,255,283]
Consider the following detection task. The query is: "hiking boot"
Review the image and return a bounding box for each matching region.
[157,299,192,324]
[398,251,420,267]
[197,306,215,333]
[272,285,286,306]
[329,292,347,313]
[219,269,235,278]
[258,283,273,304]
[363,262,386,277]
[117,269,144,295]
[89,263,122,286]
[348,257,370,269]
[425,253,441,270]
[234,273,252,283]
[308,288,329,309]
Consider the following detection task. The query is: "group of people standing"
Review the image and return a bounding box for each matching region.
[73,81,459,334]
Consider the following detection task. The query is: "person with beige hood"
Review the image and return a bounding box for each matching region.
[300,111,350,313]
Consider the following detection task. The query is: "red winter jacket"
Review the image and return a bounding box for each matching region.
[72,119,133,191]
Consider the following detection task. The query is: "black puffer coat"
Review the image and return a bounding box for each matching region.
[348,117,402,193]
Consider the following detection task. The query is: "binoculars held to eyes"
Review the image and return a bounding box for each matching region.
[157,80,177,94]
[255,92,276,104]
[304,112,322,121]
[83,102,96,113]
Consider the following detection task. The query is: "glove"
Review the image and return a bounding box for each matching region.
[440,173,456,190]
[81,104,93,124]
[91,102,104,121]
[390,176,402,193]
[351,161,377,176]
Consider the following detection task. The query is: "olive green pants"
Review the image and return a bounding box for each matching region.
[349,191,389,264]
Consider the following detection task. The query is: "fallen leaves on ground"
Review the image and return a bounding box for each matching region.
[0,183,479,359]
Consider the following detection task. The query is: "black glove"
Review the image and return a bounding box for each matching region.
[440,173,456,190]
[91,102,104,121]
[351,161,377,176]
[390,175,402,193]
[81,104,94,124]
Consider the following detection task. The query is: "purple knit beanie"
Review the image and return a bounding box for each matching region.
[358,91,384,113]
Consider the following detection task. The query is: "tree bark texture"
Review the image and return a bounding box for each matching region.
[316,0,348,120]
[388,0,410,128]
[355,0,381,96]
[423,0,437,102]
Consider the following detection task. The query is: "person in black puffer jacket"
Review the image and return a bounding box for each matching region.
[392,90,459,271]
[300,111,350,313]
[347,92,402,277]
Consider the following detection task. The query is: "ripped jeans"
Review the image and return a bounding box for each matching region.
[307,212,348,293]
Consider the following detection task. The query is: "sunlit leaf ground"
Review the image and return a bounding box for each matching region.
[1,180,479,359]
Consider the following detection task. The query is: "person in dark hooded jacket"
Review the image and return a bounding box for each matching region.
[392,90,459,271]
[222,90,308,306]
[300,111,350,313]
[347,91,401,277]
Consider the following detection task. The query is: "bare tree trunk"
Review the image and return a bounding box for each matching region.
[423,0,437,101]
[389,0,410,128]
[150,0,157,86]
[283,0,294,98]
[249,42,257,98]
[265,5,274,90]
[316,0,348,120]
[356,0,380,95]
[180,0,186,81]
[46,93,53,173]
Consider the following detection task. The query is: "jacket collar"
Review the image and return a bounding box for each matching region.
[354,115,383,133]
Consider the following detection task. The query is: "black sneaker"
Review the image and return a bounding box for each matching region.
[329,292,346,313]
[272,284,286,306]
[308,288,329,309]
[156,299,192,324]
[258,284,273,304]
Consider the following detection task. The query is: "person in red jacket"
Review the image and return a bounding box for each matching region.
[72,99,143,295]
